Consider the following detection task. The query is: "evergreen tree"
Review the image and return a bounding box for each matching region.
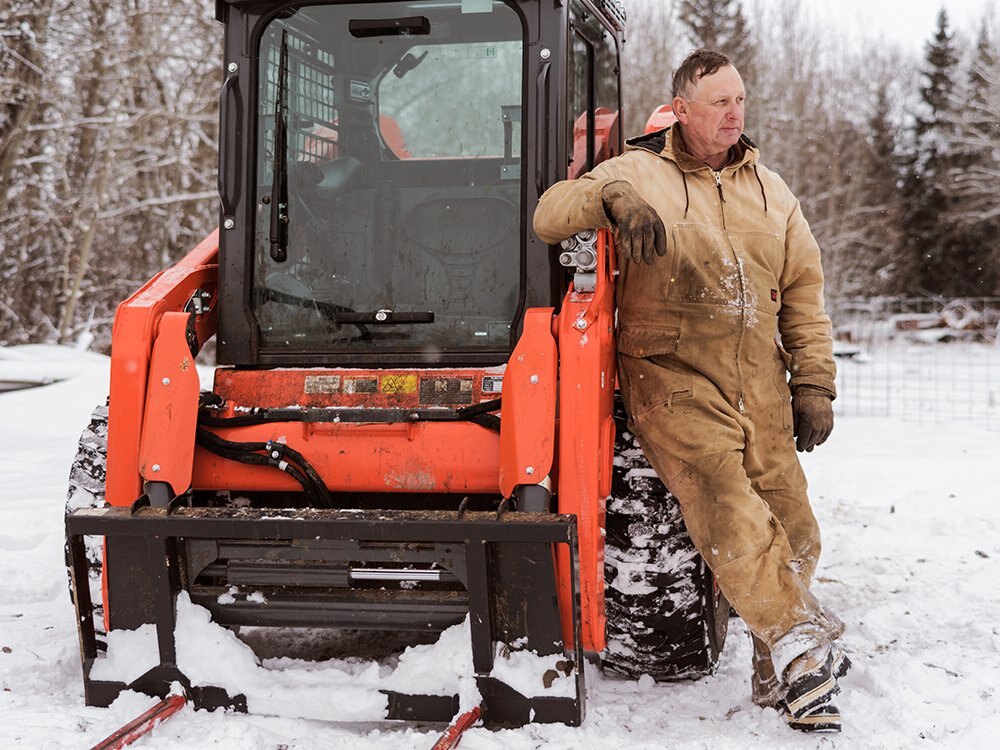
[860,84,908,296]
[803,83,907,300]
[946,20,1000,295]
[620,1,681,137]
[676,0,755,123]
[900,9,962,296]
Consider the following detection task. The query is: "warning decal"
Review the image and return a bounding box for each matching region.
[420,377,475,405]
[304,375,341,394]
[343,377,378,394]
[482,375,503,394]
[381,374,418,394]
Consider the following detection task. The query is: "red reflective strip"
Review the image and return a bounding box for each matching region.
[90,693,187,750]
[430,705,483,750]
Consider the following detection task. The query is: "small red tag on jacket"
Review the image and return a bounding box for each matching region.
[770,289,778,302]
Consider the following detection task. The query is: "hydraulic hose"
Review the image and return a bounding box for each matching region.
[195,427,333,507]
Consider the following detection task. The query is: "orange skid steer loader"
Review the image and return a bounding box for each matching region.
[65,0,728,728]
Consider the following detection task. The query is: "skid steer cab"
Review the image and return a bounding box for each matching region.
[65,0,728,730]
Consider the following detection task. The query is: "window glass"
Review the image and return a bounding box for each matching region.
[253,2,524,356]
[567,3,620,178]
[567,30,593,178]
[593,24,619,124]
[379,41,521,158]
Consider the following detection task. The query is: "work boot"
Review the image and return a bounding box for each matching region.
[784,703,842,732]
[781,644,851,733]
[750,635,782,709]
[832,645,852,680]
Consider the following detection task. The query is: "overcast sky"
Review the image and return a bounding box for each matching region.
[629,1,997,52]
[805,0,995,50]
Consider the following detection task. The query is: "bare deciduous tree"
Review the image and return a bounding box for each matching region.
[2,0,999,350]
[621,0,680,137]
[0,0,220,349]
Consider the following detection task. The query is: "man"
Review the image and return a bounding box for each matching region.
[533,50,848,732]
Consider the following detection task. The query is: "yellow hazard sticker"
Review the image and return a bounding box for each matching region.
[381,374,418,394]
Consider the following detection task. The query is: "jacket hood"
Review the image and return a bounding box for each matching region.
[625,122,759,173]
[625,123,768,217]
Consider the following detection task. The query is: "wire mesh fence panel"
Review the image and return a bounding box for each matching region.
[829,297,1000,431]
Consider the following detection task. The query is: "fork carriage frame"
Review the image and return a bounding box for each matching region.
[67,505,585,726]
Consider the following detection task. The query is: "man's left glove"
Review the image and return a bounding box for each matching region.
[792,387,834,452]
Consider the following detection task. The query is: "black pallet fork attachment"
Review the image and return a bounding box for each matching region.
[66,505,585,727]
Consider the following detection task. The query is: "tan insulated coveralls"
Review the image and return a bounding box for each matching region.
[533,124,843,678]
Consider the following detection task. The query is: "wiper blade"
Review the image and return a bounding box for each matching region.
[262,289,433,326]
[269,29,290,262]
[331,310,434,324]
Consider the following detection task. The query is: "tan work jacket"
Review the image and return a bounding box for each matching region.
[533,124,836,411]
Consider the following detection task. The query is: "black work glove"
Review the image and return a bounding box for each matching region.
[792,387,834,452]
[601,181,667,265]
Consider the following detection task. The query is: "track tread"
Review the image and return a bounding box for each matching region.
[65,402,109,635]
[602,399,728,681]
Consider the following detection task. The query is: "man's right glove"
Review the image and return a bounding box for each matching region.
[601,181,667,265]
[792,387,834,452]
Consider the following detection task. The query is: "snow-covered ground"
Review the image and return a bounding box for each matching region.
[0,344,107,392]
[1,350,999,749]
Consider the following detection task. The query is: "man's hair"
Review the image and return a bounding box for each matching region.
[671,49,734,99]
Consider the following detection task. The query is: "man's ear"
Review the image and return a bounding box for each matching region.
[672,96,689,124]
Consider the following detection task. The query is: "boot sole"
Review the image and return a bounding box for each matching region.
[786,703,841,733]
[785,650,843,719]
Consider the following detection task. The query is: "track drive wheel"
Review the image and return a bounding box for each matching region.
[602,397,729,680]
[65,402,108,639]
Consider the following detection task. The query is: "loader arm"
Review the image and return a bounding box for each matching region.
[552,228,618,652]
[105,230,219,507]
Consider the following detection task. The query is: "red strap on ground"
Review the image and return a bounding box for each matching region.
[90,693,187,750]
[430,705,483,750]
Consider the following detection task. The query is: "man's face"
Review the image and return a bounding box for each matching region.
[673,65,746,162]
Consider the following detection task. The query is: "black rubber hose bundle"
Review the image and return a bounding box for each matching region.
[195,427,334,508]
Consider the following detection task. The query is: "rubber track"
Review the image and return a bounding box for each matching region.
[602,399,728,680]
[65,402,109,636]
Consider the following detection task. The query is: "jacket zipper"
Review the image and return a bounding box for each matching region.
[714,169,747,415]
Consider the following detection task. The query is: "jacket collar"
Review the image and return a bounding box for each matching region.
[626,122,759,173]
